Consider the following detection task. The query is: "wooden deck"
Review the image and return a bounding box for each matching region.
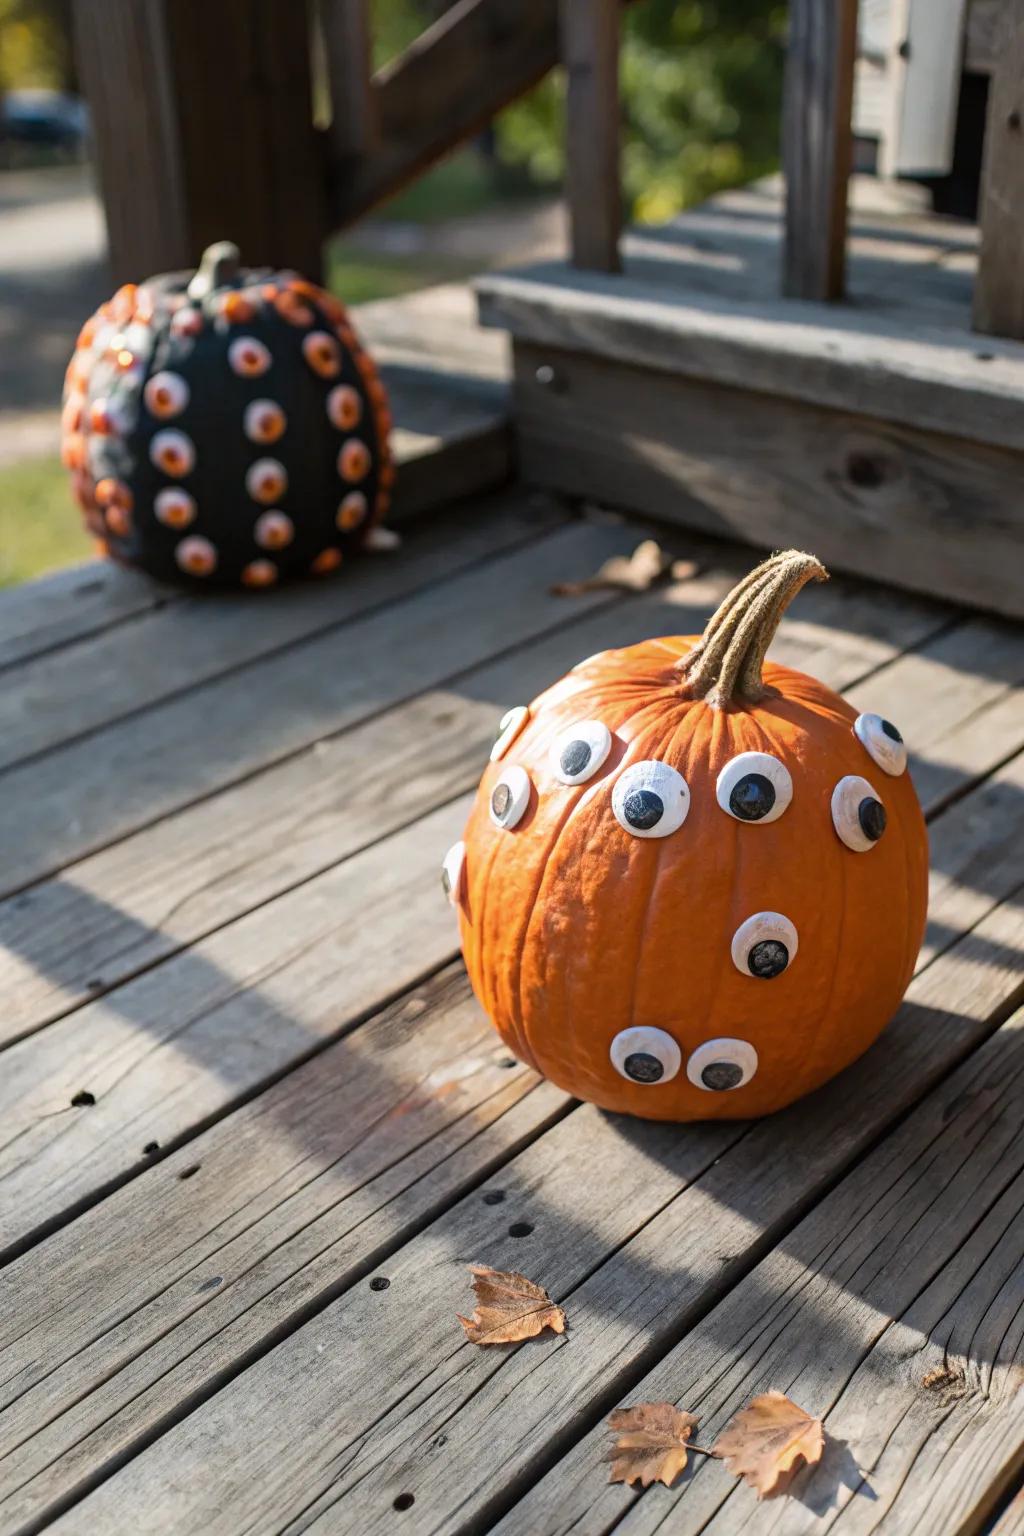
[2,391,1024,1531]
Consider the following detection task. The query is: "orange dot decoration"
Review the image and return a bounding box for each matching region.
[61,240,392,586]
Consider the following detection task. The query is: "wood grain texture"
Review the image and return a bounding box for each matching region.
[0,549,948,1047]
[992,1488,1024,1536]
[561,0,621,273]
[43,884,1024,1536]
[973,0,1024,337]
[509,341,1024,620]
[492,1003,1024,1536]
[782,0,859,299]
[0,561,175,673]
[0,969,569,1535]
[321,0,377,161]
[0,499,590,895]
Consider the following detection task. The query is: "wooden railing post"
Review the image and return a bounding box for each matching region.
[973,0,1024,338]
[560,0,622,273]
[321,0,377,162]
[73,0,327,284]
[782,0,859,301]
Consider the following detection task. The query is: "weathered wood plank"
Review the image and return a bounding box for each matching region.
[562,0,621,273]
[42,883,1024,1536]
[0,503,610,896]
[0,968,570,1534]
[782,0,859,299]
[974,0,1024,338]
[993,1488,1024,1536]
[508,340,1024,620]
[490,1005,1024,1536]
[0,550,949,1047]
[0,561,175,673]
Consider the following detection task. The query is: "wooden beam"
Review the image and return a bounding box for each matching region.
[329,0,562,227]
[320,0,377,161]
[973,0,1024,337]
[74,0,327,284]
[561,0,622,272]
[782,0,859,300]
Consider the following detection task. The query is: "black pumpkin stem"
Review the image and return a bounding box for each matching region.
[678,550,828,708]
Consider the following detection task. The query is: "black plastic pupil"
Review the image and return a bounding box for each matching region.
[748,939,789,978]
[623,789,663,830]
[440,867,452,895]
[729,773,776,821]
[624,1051,664,1083]
[858,797,887,841]
[701,1061,744,1091]
[560,740,591,778]
[880,719,902,743]
[491,784,512,818]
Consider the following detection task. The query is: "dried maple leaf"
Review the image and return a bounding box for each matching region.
[457,1264,566,1345]
[712,1391,825,1499]
[551,541,698,596]
[604,1401,699,1488]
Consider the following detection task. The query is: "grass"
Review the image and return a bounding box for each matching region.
[0,453,89,587]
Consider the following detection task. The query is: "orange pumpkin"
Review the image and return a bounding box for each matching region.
[446,551,928,1121]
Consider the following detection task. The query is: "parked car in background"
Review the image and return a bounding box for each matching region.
[0,89,89,163]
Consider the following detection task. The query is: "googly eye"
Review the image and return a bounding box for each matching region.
[490,705,529,763]
[489,764,532,830]
[336,492,368,532]
[854,713,907,777]
[832,775,887,851]
[610,1026,681,1085]
[254,510,294,550]
[303,331,342,378]
[441,841,466,905]
[687,1038,758,1091]
[550,720,613,785]
[144,371,189,419]
[731,911,798,979]
[171,307,203,339]
[716,752,792,824]
[150,429,195,478]
[244,399,287,445]
[612,761,689,838]
[228,337,271,377]
[246,458,288,505]
[175,535,217,577]
[338,439,371,482]
[241,559,278,588]
[154,488,197,529]
[327,384,363,430]
[310,547,343,576]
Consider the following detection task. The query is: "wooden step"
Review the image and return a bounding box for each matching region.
[477,178,1024,620]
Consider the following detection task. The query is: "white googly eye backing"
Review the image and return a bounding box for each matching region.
[489,764,532,830]
[610,1026,681,1085]
[550,720,612,785]
[441,841,466,905]
[731,911,798,979]
[612,761,690,839]
[144,371,189,419]
[716,751,793,823]
[687,1038,758,1091]
[854,713,907,777]
[490,705,529,763]
[832,774,887,851]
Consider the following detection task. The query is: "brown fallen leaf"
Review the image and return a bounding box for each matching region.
[712,1391,825,1499]
[551,540,698,596]
[604,1401,699,1488]
[457,1264,566,1345]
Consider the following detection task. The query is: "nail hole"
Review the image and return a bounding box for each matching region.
[143,1141,160,1155]
[508,1221,533,1238]
[393,1494,415,1511]
[70,1090,95,1107]
[498,1057,517,1069]
[369,1276,390,1292]
[1009,109,1021,131]
[482,1190,505,1206]
[845,452,885,489]
[178,1164,201,1181]
[197,1275,223,1292]
[86,978,104,994]
[975,351,995,362]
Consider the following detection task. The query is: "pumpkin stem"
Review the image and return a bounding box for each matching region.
[187,241,241,302]
[678,550,828,708]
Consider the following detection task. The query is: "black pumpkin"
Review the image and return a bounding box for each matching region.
[62,242,392,587]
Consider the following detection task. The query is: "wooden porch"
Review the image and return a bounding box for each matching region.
[1,282,1023,1533]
